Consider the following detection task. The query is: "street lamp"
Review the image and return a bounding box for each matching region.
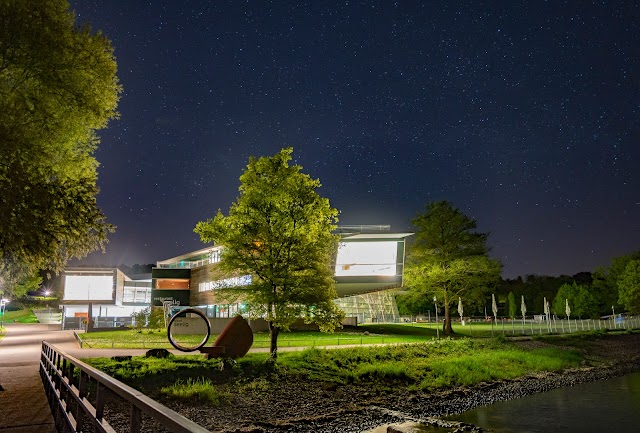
[433,296,439,339]
[0,295,9,330]
[612,305,616,329]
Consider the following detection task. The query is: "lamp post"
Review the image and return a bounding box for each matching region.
[612,305,616,329]
[0,293,8,330]
[434,295,439,339]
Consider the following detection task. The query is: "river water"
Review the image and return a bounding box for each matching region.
[447,371,640,432]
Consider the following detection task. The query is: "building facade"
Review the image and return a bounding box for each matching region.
[151,227,412,323]
[60,267,151,329]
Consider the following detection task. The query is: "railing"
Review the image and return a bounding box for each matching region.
[336,224,391,233]
[39,341,210,433]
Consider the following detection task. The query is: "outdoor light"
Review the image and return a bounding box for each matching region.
[433,295,439,339]
[0,297,9,329]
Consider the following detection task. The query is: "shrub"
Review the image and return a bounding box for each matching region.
[161,378,230,405]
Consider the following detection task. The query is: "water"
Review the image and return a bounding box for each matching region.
[447,372,640,432]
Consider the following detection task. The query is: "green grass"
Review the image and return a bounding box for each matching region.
[1,309,38,324]
[78,327,436,349]
[84,337,585,403]
[161,378,231,405]
[79,320,621,349]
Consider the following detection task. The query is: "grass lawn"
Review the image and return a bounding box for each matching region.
[78,321,558,349]
[84,337,584,401]
[2,309,38,324]
[79,326,437,349]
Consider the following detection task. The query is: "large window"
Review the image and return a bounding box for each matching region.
[123,287,151,303]
[335,241,398,276]
[198,275,252,292]
[63,275,114,300]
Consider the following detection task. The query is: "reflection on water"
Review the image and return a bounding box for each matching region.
[362,422,452,433]
[447,372,640,432]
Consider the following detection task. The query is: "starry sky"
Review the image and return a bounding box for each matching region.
[68,1,639,278]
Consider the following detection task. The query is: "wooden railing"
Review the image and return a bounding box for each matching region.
[39,341,211,433]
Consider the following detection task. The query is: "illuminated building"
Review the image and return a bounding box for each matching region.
[152,226,412,324]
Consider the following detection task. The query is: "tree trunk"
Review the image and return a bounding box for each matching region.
[268,321,279,359]
[443,293,454,335]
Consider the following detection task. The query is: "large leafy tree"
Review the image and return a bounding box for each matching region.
[553,281,599,319]
[404,201,501,334]
[0,0,120,294]
[618,259,640,315]
[589,251,640,316]
[194,147,344,358]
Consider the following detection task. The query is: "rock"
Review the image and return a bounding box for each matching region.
[111,356,132,362]
[145,348,170,358]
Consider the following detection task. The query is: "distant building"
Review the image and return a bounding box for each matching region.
[60,267,151,330]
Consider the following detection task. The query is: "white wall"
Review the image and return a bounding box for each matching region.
[334,241,398,276]
[63,275,114,301]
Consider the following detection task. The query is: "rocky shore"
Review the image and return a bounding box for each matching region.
[107,333,640,433]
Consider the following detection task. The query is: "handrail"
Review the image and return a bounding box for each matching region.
[39,341,211,433]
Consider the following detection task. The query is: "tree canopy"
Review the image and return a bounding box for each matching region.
[0,0,120,294]
[194,147,343,358]
[553,281,599,319]
[618,259,640,315]
[404,201,501,334]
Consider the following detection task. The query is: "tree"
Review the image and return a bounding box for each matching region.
[507,292,517,319]
[194,148,343,358]
[404,201,501,334]
[588,252,640,316]
[618,259,640,314]
[0,0,120,295]
[553,281,598,318]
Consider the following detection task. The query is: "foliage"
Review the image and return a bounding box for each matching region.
[194,147,343,358]
[395,290,434,316]
[10,272,43,298]
[507,292,517,319]
[0,0,120,295]
[131,307,165,330]
[404,201,502,334]
[498,274,574,315]
[553,282,599,319]
[161,378,231,405]
[84,337,584,395]
[618,259,640,314]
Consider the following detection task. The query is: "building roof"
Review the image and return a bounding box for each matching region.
[156,245,222,266]
[341,233,413,240]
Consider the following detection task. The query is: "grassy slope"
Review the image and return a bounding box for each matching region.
[84,337,584,404]
[2,309,38,323]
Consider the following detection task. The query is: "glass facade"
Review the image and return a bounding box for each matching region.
[334,289,400,323]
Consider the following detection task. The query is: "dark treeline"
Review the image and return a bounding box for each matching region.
[398,250,640,319]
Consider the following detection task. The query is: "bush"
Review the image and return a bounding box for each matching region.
[161,378,231,405]
[131,306,166,330]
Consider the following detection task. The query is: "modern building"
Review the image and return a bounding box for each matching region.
[151,226,412,323]
[60,267,151,329]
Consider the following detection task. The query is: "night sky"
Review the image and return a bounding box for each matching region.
[68,1,639,278]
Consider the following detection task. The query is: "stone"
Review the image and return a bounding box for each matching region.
[111,356,132,362]
[145,348,171,358]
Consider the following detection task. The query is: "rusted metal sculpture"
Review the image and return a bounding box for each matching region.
[167,308,253,359]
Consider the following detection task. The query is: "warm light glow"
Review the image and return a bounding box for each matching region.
[335,241,398,276]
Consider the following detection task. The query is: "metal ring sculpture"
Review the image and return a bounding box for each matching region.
[167,308,211,352]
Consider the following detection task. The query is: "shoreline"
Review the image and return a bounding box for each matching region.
[107,333,640,433]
